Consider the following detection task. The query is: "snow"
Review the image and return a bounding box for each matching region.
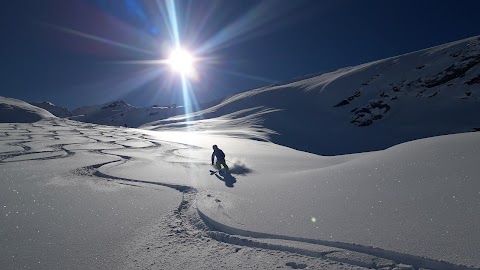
[3,151,67,162]
[31,102,72,118]
[0,120,181,270]
[193,132,480,268]
[69,100,181,128]
[0,97,56,123]
[123,130,480,269]
[2,117,479,269]
[2,36,480,270]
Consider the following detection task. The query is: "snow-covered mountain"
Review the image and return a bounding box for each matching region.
[143,36,480,155]
[71,100,132,117]
[3,36,480,270]
[0,96,56,123]
[31,101,72,118]
[70,100,181,127]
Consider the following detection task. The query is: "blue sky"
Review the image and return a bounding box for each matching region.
[1,0,480,109]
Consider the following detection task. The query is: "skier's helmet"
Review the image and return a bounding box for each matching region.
[212,145,218,149]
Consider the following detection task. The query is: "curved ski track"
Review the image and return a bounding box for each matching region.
[0,119,476,270]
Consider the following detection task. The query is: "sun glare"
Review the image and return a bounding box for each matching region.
[168,48,194,76]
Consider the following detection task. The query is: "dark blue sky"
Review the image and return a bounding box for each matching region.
[1,0,480,109]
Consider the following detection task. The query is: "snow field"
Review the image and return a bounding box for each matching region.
[1,119,384,270]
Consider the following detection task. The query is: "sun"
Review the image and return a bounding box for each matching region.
[168,48,194,76]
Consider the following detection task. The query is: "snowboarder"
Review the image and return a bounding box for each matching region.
[211,145,229,171]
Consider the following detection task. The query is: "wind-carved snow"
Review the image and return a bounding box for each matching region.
[143,36,480,155]
[144,106,280,141]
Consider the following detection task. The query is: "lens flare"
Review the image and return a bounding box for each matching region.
[168,48,194,76]
[41,0,302,115]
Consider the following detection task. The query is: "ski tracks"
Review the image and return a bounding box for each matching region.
[0,119,475,270]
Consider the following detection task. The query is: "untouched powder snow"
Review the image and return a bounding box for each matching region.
[0,97,56,123]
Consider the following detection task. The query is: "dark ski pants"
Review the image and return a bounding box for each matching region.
[215,159,229,170]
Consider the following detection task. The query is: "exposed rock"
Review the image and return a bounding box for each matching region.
[422,57,480,88]
[101,100,130,109]
[333,91,361,107]
[421,39,480,88]
[334,99,350,107]
[351,100,391,127]
[465,74,480,85]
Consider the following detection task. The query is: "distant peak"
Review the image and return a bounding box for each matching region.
[101,100,131,109]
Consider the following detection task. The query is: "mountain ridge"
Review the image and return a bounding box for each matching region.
[0,97,56,123]
[142,35,480,155]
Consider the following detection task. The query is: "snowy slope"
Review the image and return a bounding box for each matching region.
[143,36,480,155]
[3,35,480,270]
[31,101,72,118]
[70,100,180,127]
[71,100,133,120]
[0,96,56,123]
[2,117,479,269]
[102,129,480,269]
[0,119,374,270]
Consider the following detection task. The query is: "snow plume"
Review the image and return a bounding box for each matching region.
[143,106,280,141]
[225,158,252,175]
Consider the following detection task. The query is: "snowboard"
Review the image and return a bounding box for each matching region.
[209,169,227,175]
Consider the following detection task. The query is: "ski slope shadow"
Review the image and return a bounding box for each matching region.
[196,204,476,270]
[213,171,237,188]
[212,160,252,187]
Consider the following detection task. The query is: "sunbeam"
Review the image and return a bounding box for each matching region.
[197,1,307,54]
[37,0,308,116]
[41,22,156,56]
[153,0,201,117]
[211,67,277,84]
[157,0,181,47]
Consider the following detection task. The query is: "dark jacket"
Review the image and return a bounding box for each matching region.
[211,148,225,164]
